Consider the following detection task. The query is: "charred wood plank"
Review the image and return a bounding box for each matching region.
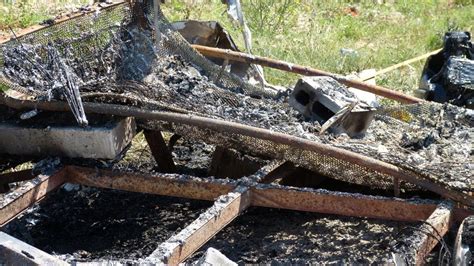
[258,161,295,184]
[394,201,454,265]
[0,170,35,193]
[0,170,35,185]
[0,171,65,227]
[144,130,176,173]
[146,185,251,265]
[413,201,453,265]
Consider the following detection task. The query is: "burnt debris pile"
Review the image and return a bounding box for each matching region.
[0,3,472,195]
[418,31,474,108]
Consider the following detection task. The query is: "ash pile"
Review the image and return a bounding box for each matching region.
[0,1,472,195]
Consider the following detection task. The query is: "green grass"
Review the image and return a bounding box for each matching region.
[0,0,89,31]
[1,0,473,95]
[0,83,8,92]
[162,0,474,94]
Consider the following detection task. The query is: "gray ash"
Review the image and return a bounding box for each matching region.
[187,207,421,264]
[116,26,156,81]
[463,216,474,248]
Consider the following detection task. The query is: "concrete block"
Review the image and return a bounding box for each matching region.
[0,116,135,160]
[289,76,375,137]
[346,69,379,108]
[195,247,237,266]
[0,232,68,266]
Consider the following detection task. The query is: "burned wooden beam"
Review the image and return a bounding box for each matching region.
[144,130,177,173]
[0,171,65,227]
[258,161,294,184]
[394,201,454,265]
[147,185,251,264]
[0,169,35,193]
[66,166,235,201]
[0,232,68,265]
[145,161,283,264]
[251,184,438,222]
[414,201,454,265]
[0,169,35,185]
[62,166,472,223]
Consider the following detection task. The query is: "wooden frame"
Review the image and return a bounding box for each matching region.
[0,171,65,227]
[1,164,471,265]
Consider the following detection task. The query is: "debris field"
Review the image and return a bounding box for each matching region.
[0,1,472,265]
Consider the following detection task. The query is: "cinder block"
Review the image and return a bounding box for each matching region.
[289,76,375,137]
[195,247,237,266]
[0,116,135,160]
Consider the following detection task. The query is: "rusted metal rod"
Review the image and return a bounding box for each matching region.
[1,96,471,207]
[191,44,422,104]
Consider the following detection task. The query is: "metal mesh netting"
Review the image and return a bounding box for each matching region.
[0,3,472,193]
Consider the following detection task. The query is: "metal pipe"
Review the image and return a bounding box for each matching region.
[191,44,423,104]
[1,95,471,206]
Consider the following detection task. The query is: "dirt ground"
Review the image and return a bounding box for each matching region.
[3,187,212,262]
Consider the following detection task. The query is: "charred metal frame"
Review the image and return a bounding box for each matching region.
[1,160,472,265]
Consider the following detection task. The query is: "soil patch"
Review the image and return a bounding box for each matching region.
[3,187,211,262]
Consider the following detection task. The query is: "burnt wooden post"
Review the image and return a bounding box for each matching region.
[144,130,177,173]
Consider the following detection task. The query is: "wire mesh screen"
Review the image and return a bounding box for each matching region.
[0,2,472,194]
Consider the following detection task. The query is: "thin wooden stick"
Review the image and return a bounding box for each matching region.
[360,49,442,81]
